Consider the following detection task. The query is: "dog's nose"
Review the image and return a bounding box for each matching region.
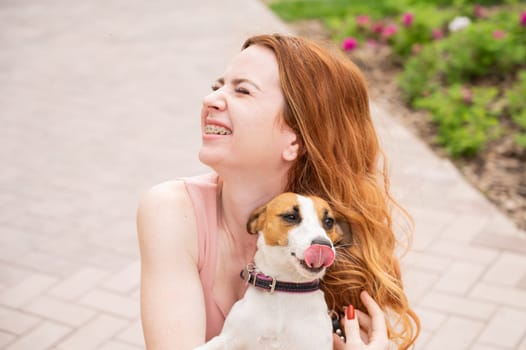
[311,237,333,248]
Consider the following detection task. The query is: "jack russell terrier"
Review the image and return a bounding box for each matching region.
[195,192,344,350]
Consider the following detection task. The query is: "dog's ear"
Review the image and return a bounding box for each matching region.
[335,216,352,246]
[246,205,267,235]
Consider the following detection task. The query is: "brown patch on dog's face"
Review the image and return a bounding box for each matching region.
[334,216,352,245]
[246,193,349,248]
[246,192,301,246]
[310,196,338,242]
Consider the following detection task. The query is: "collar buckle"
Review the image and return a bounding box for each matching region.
[240,263,256,285]
[269,276,277,294]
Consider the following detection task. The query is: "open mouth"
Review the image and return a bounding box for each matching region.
[204,124,232,135]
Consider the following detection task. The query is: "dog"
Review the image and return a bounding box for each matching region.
[194,192,344,350]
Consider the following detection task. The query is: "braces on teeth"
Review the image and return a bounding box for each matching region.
[205,125,232,135]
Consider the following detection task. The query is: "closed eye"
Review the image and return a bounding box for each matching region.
[211,83,222,91]
[235,87,250,95]
[210,84,249,95]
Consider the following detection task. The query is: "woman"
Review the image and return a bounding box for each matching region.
[137,34,420,349]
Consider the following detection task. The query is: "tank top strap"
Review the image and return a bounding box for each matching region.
[180,173,225,340]
[181,173,219,272]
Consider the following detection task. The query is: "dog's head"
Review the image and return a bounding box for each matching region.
[247,192,344,281]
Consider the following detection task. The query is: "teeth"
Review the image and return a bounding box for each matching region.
[205,125,232,135]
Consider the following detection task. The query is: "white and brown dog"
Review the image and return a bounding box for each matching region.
[195,192,343,350]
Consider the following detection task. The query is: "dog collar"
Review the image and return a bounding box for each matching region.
[240,264,320,294]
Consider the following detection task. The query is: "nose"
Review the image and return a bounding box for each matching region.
[202,88,226,111]
[311,237,333,248]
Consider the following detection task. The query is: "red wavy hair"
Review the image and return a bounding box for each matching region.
[242,34,420,349]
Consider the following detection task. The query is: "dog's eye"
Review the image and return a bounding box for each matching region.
[281,213,300,224]
[323,217,335,230]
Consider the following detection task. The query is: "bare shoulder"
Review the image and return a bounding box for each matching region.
[137,180,207,348]
[138,180,191,213]
[136,180,198,264]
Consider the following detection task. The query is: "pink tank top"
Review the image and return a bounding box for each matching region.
[182,173,225,340]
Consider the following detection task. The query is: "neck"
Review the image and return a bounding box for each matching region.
[218,172,285,264]
[219,170,288,231]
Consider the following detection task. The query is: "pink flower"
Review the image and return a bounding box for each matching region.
[402,12,414,27]
[493,30,506,40]
[462,87,473,105]
[372,22,384,34]
[473,4,485,18]
[342,37,358,51]
[356,15,370,28]
[411,44,422,55]
[366,39,379,49]
[381,24,398,39]
[432,28,444,40]
[521,11,526,27]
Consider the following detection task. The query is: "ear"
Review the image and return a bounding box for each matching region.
[335,216,352,246]
[246,205,267,235]
[282,130,300,162]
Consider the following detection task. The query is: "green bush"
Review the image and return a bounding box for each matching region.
[432,0,507,4]
[399,12,526,98]
[398,45,441,102]
[414,85,502,156]
[268,0,526,157]
[397,9,526,156]
[270,0,403,22]
[391,6,452,58]
[436,20,526,84]
[506,70,526,148]
[269,0,353,21]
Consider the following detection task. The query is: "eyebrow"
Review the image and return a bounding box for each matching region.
[216,77,261,91]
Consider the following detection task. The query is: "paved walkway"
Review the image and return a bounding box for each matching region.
[0,1,525,349]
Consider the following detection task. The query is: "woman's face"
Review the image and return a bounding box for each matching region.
[198,45,298,173]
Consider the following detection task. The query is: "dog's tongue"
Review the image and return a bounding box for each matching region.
[304,244,335,269]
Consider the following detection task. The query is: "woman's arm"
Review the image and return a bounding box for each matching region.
[137,180,206,349]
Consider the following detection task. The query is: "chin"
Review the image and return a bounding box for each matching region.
[198,148,229,171]
[198,149,216,168]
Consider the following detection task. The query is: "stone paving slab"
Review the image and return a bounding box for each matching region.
[0,1,525,349]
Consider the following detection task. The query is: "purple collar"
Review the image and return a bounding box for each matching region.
[239,264,320,294]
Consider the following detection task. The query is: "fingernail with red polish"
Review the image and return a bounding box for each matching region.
[346,304,355,320]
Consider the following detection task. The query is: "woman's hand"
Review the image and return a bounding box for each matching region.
[333,290,389,350]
